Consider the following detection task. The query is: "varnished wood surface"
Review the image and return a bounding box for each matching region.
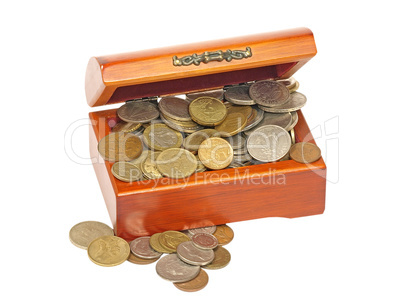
[85,28,317,107]
[89,109,326,241]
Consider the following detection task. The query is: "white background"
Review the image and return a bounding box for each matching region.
[2,1,401,300]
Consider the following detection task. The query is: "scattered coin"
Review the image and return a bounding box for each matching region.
[117,101,160,123]
[189,96,227,126]
[98,132,143,162]
[127,252,160,265]
[173,269,209,292]
[202,246,231,270]
[150,233,171,253]
[87,236,130,267]
[213,224,234,246]
[258,92,307,113]
[187,225,217,236]
[192,233,219,250]
[224,85,256,105]
[111,161,142,182]
[186,88,224,101]
[156,148,197,179]
[158,96,192,121]
[198,137,233,170]
[69,221,114,249]
[177,241,215,266]
[143,123,183,151]
[130,236,162,259]
[156,254,201,283]
[247,125,291,162]
[159,231,191,253]
[249,80,290,107]
[289,142,321,163]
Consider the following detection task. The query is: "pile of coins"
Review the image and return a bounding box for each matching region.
[70,221,234,292]
[97,77,322,182]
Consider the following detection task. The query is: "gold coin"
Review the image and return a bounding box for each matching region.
[215,112,247,137]
[150,233,171,253]
[140,151,163,179]
[290,128,296,145]
[189,96,227,126]
[213,224,234,246]
[289,142,321,164]
[156,148,197,179]
[69,221,114,250]
[98,132,143,162]
[112,121,142,133]
[143,123,183,151]
[225,103,252,119]
[202,246,231,270]
[87,236,130,267]
[183,129,221,152]
[127,252,159,265]
[173,269,209,292]
[159,231,191,253]
[198,137,233,170]
[111,161,142,182]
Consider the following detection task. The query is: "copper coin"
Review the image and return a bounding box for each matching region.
[249,80,290,107]
[98,132,143,162]
[213,224,234,246]
[289,142,321,163]
[173,269,209,292]
[191,233,219,250]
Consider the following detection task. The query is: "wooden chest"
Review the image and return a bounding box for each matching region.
[85,27,326,241]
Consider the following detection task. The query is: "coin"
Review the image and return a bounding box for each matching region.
[143,123,183,151]
[289,142,321,163]
[69,221,114,249]
[224,134,246,150]
[187,226,216,236]
[149,233,171,253]
[290,128,296,145]
[233,146,247,155]
[140,151,163,179]
[160,113,204,134]
[258,92,307,113]
[87,235,130,267]
[215,112,247,137]
[202,246,231,270]
[129,149,149,167]
[189,96,227,126]
[225,102,253,119]
[98,132,143,162]
[289,81,300,93]
[173,269,209,292]
[158,96,192,121]
[288,111,299,130]
[224,85,256,105]
[130,236,162,259]
[213,224,234,246]
[127,252,159,265]
[198,137,233,170]
[242,107,264,132]
[191,233,219,250]
[156,148,197,179]
[243,112,292,135]
[159,231,191,253]
[183,129,221,152]
[232,152,252,163]
[156,254,200,283]
[111,161,142,182]
[186,88,224,101]
[276,77,296,88]
[177,241,215,266]
[195,156,207,173]
[249,80,290,107]
[112,121,142,133]
[247,125,291,162]
[117,101,159,123]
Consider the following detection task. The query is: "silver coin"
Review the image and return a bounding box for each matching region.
[187,226,216,236]
[276,77,296,88]
[242,107,264,132]
[191,233,219,250]
[244,112,292,135]
[258,92,307,113]
[247,125,291,162]
[288,111,299,131]
[160,113,203,133]
[130,236,162,259]
[156,254,201,283]
[249,80,290,107]
[224,85,256,105]
[177,241,215,266]
[158,97,192,122]
[232,153,252,163]
[224,134,246,150]
[186,88,224,101]
[117,101,159,123]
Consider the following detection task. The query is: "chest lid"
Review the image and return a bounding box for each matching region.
[85,27,317,107]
